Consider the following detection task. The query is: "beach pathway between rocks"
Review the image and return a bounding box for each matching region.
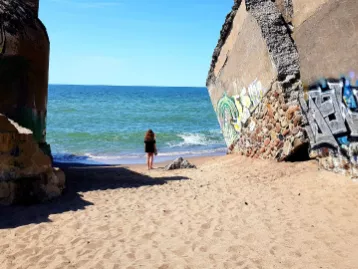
[0,155,357,269]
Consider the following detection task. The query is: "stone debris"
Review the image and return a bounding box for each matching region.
[165,157,197,170]
[232,82,306,162]
[0,114,65,205]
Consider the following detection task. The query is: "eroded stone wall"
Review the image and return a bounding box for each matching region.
[0,0,50,155]
[0,0,65,204]
[207,0,358,177]
[0,114,65,205]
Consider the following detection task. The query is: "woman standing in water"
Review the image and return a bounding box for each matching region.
[144,129,157,170]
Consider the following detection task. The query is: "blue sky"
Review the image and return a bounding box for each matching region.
[39,0,233,87]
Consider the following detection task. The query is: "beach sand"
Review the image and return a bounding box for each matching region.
[1,155,358,269]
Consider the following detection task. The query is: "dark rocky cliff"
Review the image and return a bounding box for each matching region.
[208,0,358,177]
[0,0,65,204]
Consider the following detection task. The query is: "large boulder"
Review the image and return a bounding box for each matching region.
[207,0,358,177]
[0,1,65,204]
[0,114,65,205]
[165,157,197,170]
[0,0,51,155]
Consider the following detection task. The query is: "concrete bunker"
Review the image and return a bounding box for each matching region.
[207,0,358,177]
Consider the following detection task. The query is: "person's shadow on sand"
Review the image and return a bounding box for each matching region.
[0,163,189,229]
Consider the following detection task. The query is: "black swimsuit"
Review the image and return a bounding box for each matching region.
[144,139,156,153]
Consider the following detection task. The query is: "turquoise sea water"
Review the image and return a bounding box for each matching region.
[47,85,226,164]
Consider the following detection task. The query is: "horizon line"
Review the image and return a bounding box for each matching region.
[49,83,207,88]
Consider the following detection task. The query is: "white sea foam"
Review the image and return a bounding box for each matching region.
[167,132,221,148]
[53,131,226,165]
[85,148,226,159]
[83,153,140,160]
[157,148,226,157]
[53,147,227,165]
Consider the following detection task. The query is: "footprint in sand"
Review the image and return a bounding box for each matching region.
[201,223,211,230]
[97,224,109,232]
[213,231,222,237]
[173,246,188,256]
[126,252,136,260]
[103,252,112,259]
[269,245,277,256]
[228,245,240,253]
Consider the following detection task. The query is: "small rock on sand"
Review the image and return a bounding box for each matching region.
[164,157,197,170]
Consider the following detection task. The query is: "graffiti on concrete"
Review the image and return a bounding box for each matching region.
[248,79,265,108]
[233,92,251,128]
[232,79,265,128]
[217,79,266,147]
[216,93,241,147]
[233,79,266,128]
[299,76,358,151]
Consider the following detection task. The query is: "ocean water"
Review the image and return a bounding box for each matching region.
[47,85,226,164]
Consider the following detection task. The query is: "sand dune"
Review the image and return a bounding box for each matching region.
[1,155,358,269]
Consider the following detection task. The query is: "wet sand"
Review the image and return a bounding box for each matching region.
[0,155,357,269]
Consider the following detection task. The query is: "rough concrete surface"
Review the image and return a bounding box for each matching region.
[207,0,358,177]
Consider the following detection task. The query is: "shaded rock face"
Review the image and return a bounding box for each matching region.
[208,0,358,177]
[0,0,50,155]
[0,1,65,204]
[0,114,65,205]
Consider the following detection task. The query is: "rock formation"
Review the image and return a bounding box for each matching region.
[0,0,65,204]
[0,114,65,205]
[165,157,197,170]
[208,0,358,177]
[0,0,49,153]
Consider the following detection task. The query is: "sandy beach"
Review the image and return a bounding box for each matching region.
[1,155,358,269]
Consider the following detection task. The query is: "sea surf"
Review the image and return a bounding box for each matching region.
[47,85,226,165]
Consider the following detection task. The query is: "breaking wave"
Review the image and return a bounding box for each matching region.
[53,147,227,165]
[167,132,222,148]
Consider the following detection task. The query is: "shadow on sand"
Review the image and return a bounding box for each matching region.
[0,162,189,229]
